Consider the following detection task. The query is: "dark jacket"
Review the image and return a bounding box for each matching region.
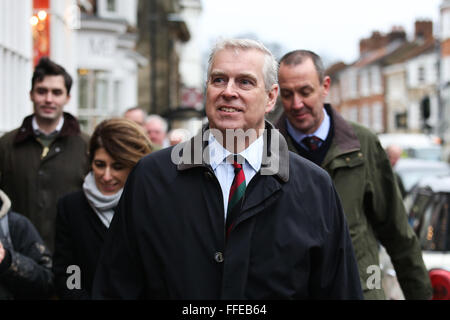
[276,104,432,300]
[0,113,90,251]
[92,122,363,299]
[53,190,108,300]
[0,190,54,299]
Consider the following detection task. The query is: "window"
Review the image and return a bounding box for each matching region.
[106,0,116,12]
[372,102,383,133]
[418,66,425,83]
[77,69,111,133]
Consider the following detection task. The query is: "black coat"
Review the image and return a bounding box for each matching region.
[0,192,54,299]
[53,191,108,299]
[92,124,363,299]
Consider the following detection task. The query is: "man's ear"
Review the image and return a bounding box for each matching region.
[322,76,331,97]
[265,84,279,114]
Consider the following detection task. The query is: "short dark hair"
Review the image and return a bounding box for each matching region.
[279,50,325,84]
[31,57,73,94]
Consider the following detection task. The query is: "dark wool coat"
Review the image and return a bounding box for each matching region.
[0,191,54,299]
[0,112,90,251]
[276,104,432,300]
[53,190,108,300]
[92,122,363,300]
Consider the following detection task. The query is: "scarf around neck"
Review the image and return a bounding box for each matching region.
[82,171,123,228]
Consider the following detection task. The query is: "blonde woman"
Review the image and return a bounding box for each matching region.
[53,118,152,299]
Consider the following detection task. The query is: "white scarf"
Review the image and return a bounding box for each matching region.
[82,172,123,228]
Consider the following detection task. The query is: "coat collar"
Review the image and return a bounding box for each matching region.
[175,121,289,182]
[276,104,360,155]
[14,112,82,145]
[0,189,11,219]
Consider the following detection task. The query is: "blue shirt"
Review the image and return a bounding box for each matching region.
[286,108,330,150]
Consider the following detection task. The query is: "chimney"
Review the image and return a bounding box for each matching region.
[415,20,433,43]
[359,31,389,55]
[387,26,406,44]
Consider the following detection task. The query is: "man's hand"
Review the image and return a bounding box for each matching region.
[0,241,5,264]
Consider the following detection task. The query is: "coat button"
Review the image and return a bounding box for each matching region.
[214,252,224,263]
[55,147,61,153]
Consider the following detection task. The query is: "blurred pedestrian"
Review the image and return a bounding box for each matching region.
[144,114,168,149]
[167,128,190,146]
[0,189,53,300]
[53,118,153,300]
[92,39,363,299]
[0,57,90,252]
[276,49,432,299]
[123,106,147,128]
[386,144,406,198]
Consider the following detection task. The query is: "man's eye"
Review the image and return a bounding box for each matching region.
[36,88,47,94]
[211,77,225,84]
[239,79,254,86]
[300,89,312,97]
[280,91,292,98]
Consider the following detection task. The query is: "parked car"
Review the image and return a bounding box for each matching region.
[380,174,450,300]
[405,175,450,300]
[378,133,443,161]
[394,158,450,194]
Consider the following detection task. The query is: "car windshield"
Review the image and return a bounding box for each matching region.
[407,147,443,161]
[398,168,450,191]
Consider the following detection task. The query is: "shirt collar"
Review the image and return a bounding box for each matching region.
[32,116,64,137]
[286,107,330,144]
[208,132,263,172]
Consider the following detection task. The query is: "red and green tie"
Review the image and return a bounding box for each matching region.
[226,160,246,238]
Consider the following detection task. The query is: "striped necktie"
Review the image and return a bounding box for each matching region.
[226,160,246,238]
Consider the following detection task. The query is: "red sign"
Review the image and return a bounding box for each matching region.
[32,0,50,66]
[181,87,204,109]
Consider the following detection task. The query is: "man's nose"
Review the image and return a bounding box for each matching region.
[292,93,305,109]
[44,92,54,103]
[222,81,238,98]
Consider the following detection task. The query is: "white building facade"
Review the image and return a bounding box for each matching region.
[0,0,33,135]
[76,0,145,133]
[1,0,144,135]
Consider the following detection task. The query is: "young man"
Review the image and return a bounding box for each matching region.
[92,39,362,299]
[0,57,89,251]
[276,50,432,300]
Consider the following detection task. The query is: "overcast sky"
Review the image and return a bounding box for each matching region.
[199,0,443,66]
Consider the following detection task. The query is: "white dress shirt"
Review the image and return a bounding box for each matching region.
[32,116,64,137]
[208,133,263,220]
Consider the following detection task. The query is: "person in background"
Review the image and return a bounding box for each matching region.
[275,49,431,299]
[92,38,363,299]
[0,57,90,252]
[386,144,406,198]
[0,189,53,300]
[123,107,147,128]
[144,114,168,149]
[53,118,153,300]
[167,128,190,146]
